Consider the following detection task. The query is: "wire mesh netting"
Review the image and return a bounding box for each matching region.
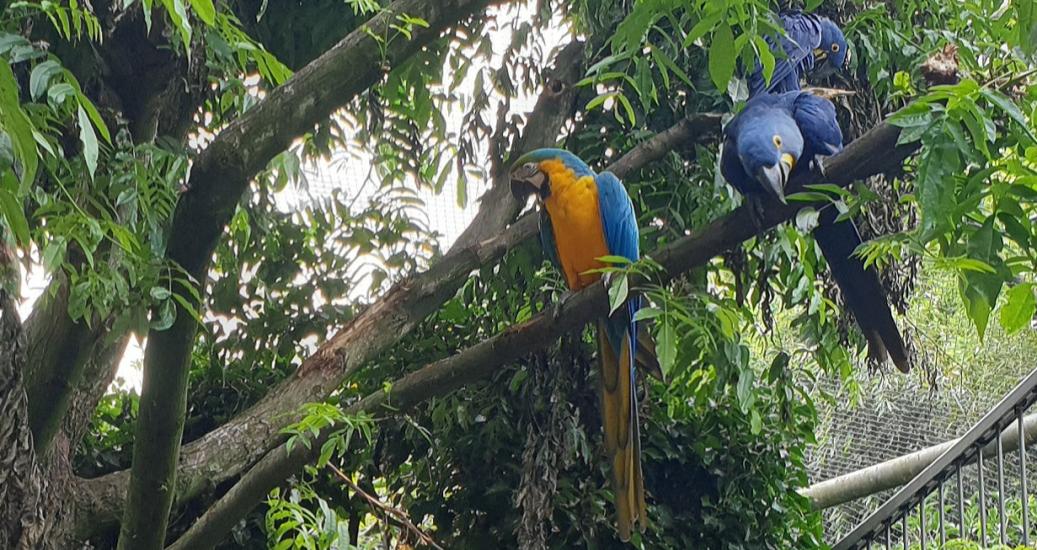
[809,359,1037,541]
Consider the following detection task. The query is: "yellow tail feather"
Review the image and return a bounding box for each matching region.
[597,321,647,541]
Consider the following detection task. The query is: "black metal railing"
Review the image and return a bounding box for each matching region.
[833,366,1037,549]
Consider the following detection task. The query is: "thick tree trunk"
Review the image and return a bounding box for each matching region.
[76,106,724,543]
[163,118,913,547]
[0,289,48,548]
[119,1,514,547]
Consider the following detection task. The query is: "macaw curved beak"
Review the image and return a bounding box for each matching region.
[813,47,842,78]
[755,153,795,204]
[510,164,549,201]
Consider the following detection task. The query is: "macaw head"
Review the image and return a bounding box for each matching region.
[735,108,804,203]
[813,17,849,78]
[509,148,590,201]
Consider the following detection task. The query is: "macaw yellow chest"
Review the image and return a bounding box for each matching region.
[540,161,610,291]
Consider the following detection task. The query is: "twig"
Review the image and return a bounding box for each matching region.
[327,463,446,550]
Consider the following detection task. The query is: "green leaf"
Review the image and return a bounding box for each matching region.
[160,0,193,52]
[29,60,61,101]
[47,82,75,106]
[75,91,112,143]
[981,88,1037,143]
[960,217,1006,338]
[708,23,736,93]
[1000,283,1035,334]
[41,238,65,270]
[615,92,637,125]
[585,92,615,112]
[888,102,934,127]
[0,189,29,246]
[151,298,176,330]
[0,61,38,193]
[736,367,754,413]
[597,255,632,265]
[752,35,775,89]
[684,11,722,47]
[1017,0,1036,54]
[189,0,216,25]
[607,272,629,315]
[657,317,675,375]
[767,352,790,383]
[150,286,172,300]
[632,307,662,321]
[77,105,99,179]
[916,141,959,238]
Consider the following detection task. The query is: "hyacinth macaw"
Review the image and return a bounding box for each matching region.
[747,11,850,97]
[510,148,649,540]
[720,91,910,372]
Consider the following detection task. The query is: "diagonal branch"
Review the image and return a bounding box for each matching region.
[117,1,511,548]
[165,118,913,549]
[448,40,587,253]
[73,35,600,541]
[140,110,724,548]
[327,464,445,550]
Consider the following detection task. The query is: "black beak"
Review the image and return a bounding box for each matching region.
[510,166,548,201]
[755,153,795,204]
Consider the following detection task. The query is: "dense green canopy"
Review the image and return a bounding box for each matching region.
[0,0,1034,548]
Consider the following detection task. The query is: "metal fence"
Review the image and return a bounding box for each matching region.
[833,366,1037,549]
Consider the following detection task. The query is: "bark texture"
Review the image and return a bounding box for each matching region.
[118,1,511,547]
[0,290,47,548]
[166,118,914,548]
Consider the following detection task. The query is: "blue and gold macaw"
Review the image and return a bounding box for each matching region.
[747,11,849,97]
[510,148,648,540]
[721,91,910,372]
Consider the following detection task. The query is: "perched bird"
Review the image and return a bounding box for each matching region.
[510,148,648,540]
[720,92,910,372]
[747,11,850,97]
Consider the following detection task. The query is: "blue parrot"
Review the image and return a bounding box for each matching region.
[747,11,850,97]
[721,91,910,372]
[510,149,649,540]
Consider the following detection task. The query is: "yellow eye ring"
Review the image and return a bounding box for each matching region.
[832,43,841,53]
[772,135,783,148]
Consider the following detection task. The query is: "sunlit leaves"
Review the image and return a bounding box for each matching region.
[708,23,735,93]
[957,218,1007,338]
[915,136,959,238]
[8,0,102,41]
[0,61,36,195]
[28,59,60,100]
[188,0,215,26]
[1000,283,1036,334]
[606,272,629,315]
[77,105,98,178]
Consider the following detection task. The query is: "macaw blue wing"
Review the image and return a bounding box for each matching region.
[594,169,641,349]
[791,92,844,162]
[537,207,561,274]
[748,12,823,97]
[595,171,640,264]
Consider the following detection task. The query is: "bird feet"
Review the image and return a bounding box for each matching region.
[813,155,828,176]
[552,290,573,320]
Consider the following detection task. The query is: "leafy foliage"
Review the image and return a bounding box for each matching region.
[3,0,1036,547]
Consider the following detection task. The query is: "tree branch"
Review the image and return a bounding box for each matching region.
[0,289,47,547]
[803,412,1037,509]
[78,112,724,542]
[165,118,913,549]
[448,40,586,253]
[327,464,445,550]
[117,1,508,547]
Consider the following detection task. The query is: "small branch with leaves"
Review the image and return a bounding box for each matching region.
[327,464,445,550]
